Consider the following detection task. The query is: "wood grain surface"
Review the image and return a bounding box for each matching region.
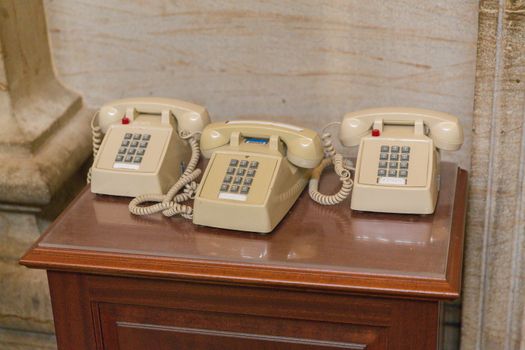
[43,0,478,168]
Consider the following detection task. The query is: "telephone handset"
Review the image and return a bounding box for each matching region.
[193,120,324,233]
[341,107,463,214]
[89,97,210,198]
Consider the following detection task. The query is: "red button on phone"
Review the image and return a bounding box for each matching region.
[121,117,130,125]
[371,129,380,137]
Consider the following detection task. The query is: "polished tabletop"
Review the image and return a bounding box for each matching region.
[21,162,467,299]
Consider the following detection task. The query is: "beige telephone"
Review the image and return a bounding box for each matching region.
[340,107,463,214]
[89,97,210,198]
[193,120,324,233]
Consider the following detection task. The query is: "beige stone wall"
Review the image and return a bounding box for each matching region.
[43,0,479,168]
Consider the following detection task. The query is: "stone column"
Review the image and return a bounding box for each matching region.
[462,0,525,349]
[0,1,92,349]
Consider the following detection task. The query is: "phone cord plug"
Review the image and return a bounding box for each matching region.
[308,132,353,205]
[128,136,202,219]
[87,112,102,184]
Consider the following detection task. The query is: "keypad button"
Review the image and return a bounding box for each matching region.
[136,148,145,156]
[380,145,389,152]
[118,147,127,154]
[220,184,229,192]
[229,159,239,166]
[139,141,148,148]
[390,153,399,161]
[401,153,410,161]
[240,186,250,194]
[244,177,253,185]
[388,169,397,177]
[237,168,246,176]
[378,161,388,168]
[128,148,136,155]
[380,153,389,160]
[391,146,400,153]
[402,146,410,153]
[125,155,133,162]
[115,155,124,162]
[133,156,142,163]
[389,162,398,168]
[400,161,409,169]
[399,170,408,177]
[249,161,259,169]
[121,140,130,147]
[142,134,151,141]
[378,169,387,176]
[247,169,256,177]
[230,185,239,193]
[131,140,139,147]
[133,134,142,140]
[227,167,236,175]
[239,160,249,167]
[234,177,243,184]
[124,133,133,139]
[223,175,233,183]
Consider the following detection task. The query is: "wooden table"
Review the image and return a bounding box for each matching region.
[21,163,467,350]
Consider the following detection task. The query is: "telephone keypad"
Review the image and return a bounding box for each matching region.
[221,158,258,197]
[377,144,411,182]
[114,133,152,166]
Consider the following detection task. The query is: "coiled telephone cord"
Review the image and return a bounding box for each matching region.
[87,112,102,184]
[308,130,354,205]
[128,134,202,219]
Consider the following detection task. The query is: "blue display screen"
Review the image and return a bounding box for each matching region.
[244,137,269,145]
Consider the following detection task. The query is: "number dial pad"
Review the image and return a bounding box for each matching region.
[115,133,151,165]
[220,159,259,194]
[376,144,410,181]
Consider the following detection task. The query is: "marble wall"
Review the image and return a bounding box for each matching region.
[43,0,479,168]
